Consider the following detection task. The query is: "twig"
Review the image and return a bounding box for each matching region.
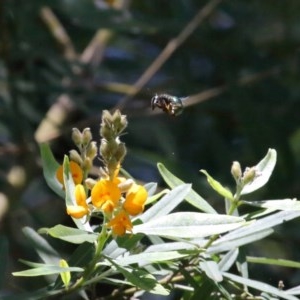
[113,0,223,111]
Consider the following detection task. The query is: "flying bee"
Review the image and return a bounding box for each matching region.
[151,94,184,116]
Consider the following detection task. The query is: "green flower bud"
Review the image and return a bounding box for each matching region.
[118,178,134,193]
[243,167,256,185]
[86,141,97,160]
[69,149,83,166]
[72,128,82,146]
[231,161,242,181]
[85,178,97,189]
[100,125,113,140]
[82,128,92,146]
[115,142,126,162]
[83,157,92,171]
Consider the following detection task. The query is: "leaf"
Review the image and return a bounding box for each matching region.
[223,272,298,300]
[114,250,192,266]
[107,258,169,295]
[218,248,239,272]
[212,210,300,248]
[40,225,98,244]
[208,229,273,254]
[40,143,64,198]
[144,182,158,197]
[157,163,216,213]
[13,265,83,277]
[286,285,300,295]
[200,259,223,282]
[200,170,234,200]
[133,212,244,238]
[137,184,191,223]
[59,259,71,287]
[243,199,300,210]
[241,148,277,195]
[145,241,200,253]
[247,256,300,269]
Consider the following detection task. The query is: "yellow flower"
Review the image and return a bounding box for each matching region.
[56,161,83,188]
[123,184,147,216]
[91,179,121,212]
[67,184,89,218]
[107,210,132,236]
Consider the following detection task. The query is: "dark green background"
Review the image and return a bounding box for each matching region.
[1,0,300,297]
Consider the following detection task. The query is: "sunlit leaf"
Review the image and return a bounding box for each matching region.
[200,259,223,282]
[40,225,98,244]
[114,250,193,266]
[208,229,273,254]
[137,184,191,223]
[13,265,83,277]
[223,272,298,300]
[243,198,300,210]
[158,163,216,213]
[241,148,277,195]
[59,259,71,287]
[133,212,244,238]
[200,170,234,200]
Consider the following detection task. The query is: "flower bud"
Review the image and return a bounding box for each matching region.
[231,161,242,181]
[85,177,97,189]
[115,142,126,162]
[83,157,93,171]
[72,128,82,145]
[100,126,113,140]
[82,128,92,146]
[243,167,256,185]
[118,178,134,193]
[69,149,83,166]
[86,141,97,160]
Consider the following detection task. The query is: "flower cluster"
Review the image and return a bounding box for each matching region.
[56,110,148,236]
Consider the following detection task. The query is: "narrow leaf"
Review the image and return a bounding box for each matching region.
[158,163,216,213]
[13,265,83,277]
[208,229,273,254]
[40,143,64,198]
[115,250,192,266]
[108,258,169,295]
[243,199,300,210]
[133,212,244,238]
[200,170,233,200]
[247,256,300,269]
[40,224,98,244]
[200,259,223,282]
[59,259,71,287]
[241,148,277,195]
[137,184,191,223]
[223,272,298,300]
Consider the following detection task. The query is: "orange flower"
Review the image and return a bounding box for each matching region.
[91,179,121,213]
[107,210,132,236]
[56,161,83,188]
[123,184,147,216]
[67,184,89,218]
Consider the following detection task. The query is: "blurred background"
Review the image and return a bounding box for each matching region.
[1,0,300,297]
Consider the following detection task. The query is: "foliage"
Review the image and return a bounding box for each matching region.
[8,112,300,300]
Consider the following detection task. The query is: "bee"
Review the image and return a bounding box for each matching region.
[151,94,184,116]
